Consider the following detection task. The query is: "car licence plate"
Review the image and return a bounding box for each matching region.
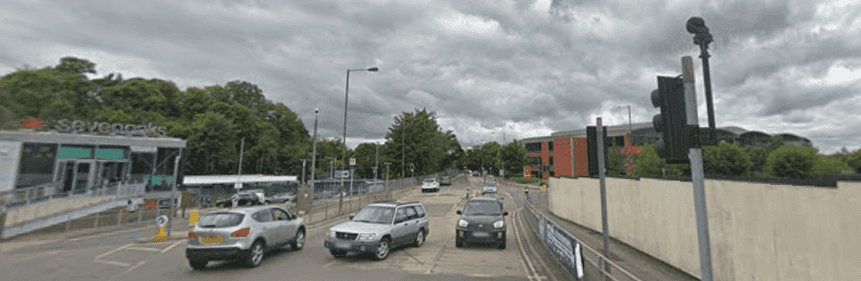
[202,236,222,243]
[335,241,351,249]
[472,232,489,237]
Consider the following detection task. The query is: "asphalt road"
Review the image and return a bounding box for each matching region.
[0,174,572,281]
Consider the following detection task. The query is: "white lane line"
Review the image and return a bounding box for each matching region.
[161,240,183,253]
[126,247,161,252]
[95,260,130,267]
[95,243,131,260]
[516,208,560,281]
[512,209,537,281]
[107,260,146,281]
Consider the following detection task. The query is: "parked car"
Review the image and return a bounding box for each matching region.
[421,177,439,193]
[324,201,428,260]
[217,192,263,208]
[267,193,295,204]
[440,176,451,186]
[186,205,305,269]
[472,171,480,177]
[455,197,508,249]
[158,198,179,209]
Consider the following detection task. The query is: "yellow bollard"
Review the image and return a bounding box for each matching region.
[189,211,199,224]
[154,226,168,242]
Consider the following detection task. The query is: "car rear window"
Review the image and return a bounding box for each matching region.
[198,213,244,228]
[424,178,435,183]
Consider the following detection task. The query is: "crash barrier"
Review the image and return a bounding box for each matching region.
[523,193,643,281]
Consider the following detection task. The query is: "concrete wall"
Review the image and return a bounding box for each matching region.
[3,196,112,227]
[548,177,861,281]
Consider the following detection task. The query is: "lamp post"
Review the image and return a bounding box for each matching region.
[687,17,716,143]
[310,108,319,191]
[237,137,245,191]
[342,67,379,172]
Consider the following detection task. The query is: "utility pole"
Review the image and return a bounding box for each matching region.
[374,142,379,181]
[384,162,392,200]
[300,159,308,184]
[597,117,610,280]
[237,137,245,191]
[310,108,319,192]
[402,129,405,178]
[683,56,714,281]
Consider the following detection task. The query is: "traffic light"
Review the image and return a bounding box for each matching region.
[651,76,691,164]
[586,126,609,177]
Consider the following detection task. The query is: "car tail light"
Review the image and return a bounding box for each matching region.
[187,231,195,239]
[231,227,251,238]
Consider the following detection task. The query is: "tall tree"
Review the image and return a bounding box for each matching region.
[384,108,458,178]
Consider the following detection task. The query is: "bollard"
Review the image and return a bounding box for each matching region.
[117,209,124,227]
[137,206,143,224]
[94,211,100,229]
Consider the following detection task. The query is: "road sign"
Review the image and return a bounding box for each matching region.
[234,182,243,189]
[231,195,239,204]
[349,158,356,166]
[335,170,350,179]
[156,215,168,227]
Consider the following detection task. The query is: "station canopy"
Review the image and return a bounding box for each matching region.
[183,175,298,186]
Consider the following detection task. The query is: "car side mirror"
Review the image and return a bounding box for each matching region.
[503,211,509,216]
[456,210,462,215]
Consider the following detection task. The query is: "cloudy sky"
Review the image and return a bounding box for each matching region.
[2,0,859,154]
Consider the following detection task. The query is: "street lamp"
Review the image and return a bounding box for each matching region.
[342,67,379,172]
[310,108,319,191]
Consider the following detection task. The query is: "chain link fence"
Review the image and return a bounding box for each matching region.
[522,191,643,281]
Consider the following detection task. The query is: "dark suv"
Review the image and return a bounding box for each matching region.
[455,197,508,249]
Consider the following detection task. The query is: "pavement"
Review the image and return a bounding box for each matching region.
[501,178,700,281]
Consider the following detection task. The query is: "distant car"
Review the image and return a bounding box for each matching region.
[186,206,305,269]
[440,176,451,186]
[455,197,508,249]
[158,198,179,209]
[482,191,504,208]
[267,193,295,204]
[421,177,439,193]
[482,183,497,193]
[472,171,480,177]
[217,192,263,208]
[324,201,428,260]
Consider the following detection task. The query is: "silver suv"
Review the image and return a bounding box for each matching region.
[324,201,429,260]
[185,206,305,269]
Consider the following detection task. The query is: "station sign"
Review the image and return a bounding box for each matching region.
[51,119,168,137]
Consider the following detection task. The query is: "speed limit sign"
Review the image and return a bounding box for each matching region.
[156,215,168,227]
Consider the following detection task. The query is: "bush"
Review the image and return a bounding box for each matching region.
[745,146,768,173]
[847,150,861,174]
[811,155,851,179]
[703,143,751,176]
[765,145,817,179]
[633,142,689,178]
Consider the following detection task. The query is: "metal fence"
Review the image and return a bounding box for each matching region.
[522,191,643,281]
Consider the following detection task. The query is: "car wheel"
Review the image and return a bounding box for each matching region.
[372,238,390,261]
[497,240,506,249]
[455,238,464,248]
[245,241,265,268]
[413,229,425,247]
[330,249,347,258]
[291,228,305,250]
[189,260,207,270]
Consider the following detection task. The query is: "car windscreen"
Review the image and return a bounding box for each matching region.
[423,178,435,183]
[198,213,244,228]
[463,201,502,216]
[351,206,395,224]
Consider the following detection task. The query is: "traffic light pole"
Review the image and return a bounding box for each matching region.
[683,56,714,281]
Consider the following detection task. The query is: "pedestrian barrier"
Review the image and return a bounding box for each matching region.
[522,188,643,281]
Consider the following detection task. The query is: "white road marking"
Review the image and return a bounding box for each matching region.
[161,240,183,253]
[95,243,131,260]
[516,207,560,281]
[126,247,161,252]
[512,209,538,281]
[107,260,146,281]
[95,260,130,267]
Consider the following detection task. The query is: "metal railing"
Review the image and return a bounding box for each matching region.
[522,190,643,281]
[1,181,147,214]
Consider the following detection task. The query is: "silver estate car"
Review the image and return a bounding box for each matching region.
[186,206,305,269]
[324,201,429,260]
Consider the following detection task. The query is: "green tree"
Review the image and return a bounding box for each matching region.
[846,149,861,174]
[633,140,689,179]
[811,155,851,179]
[606,145,626,177]
[702,143,751,176]
[384,109,456,178]
[498,142,530,178]
[353,143,381,179]
[745,146,769,174]
[765,145,817,179]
